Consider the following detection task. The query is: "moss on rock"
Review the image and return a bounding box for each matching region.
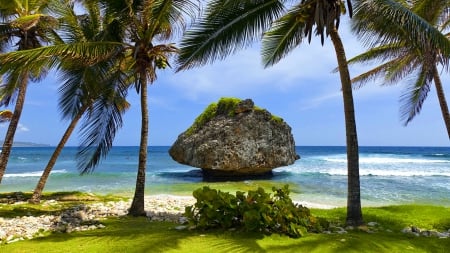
[185,97,283,136]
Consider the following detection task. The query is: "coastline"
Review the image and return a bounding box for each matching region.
[1,192,449,244]
[2,145,449,209]
[143,193,339,210]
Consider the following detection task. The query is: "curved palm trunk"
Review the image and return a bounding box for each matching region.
[330,29,364,226]
[30,106,87,204]
[129,73,149,216]
[432,65,450,139]
[0,73,29,183]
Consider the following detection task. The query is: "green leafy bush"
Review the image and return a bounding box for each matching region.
[185,185,326,238]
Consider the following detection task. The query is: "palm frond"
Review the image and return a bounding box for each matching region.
[145,0,199,40]
[438,6,450,32]
[176,0,286,71]
[262,3,306,67]
[347,43,407,67]
[352,0,450,60]
[51,0,87,43]
[399,66,433,125]
[350,52,418,88]
[58,65,97,120]
[76,88,130,174]
[351,61,395,89]
[0,69,27,107]
[0,23,15,52]
[73,57,131,174]
[0,41,125,76]
[383,54,420,85]
[413,0,447,24]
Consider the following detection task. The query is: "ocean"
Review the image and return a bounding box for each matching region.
[1,146,449,207]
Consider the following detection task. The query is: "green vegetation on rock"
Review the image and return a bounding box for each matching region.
[216,97,241,116]
[185,97,283,136]
[186,97,240,136]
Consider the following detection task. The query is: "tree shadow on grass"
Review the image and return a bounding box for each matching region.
[17,217,267,253]
[263,232,450,253]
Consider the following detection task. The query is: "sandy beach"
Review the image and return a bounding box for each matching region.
[0,193,338,243]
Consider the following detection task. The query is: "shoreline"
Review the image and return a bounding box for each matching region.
[1,193,449,244]
[144,194,339,209]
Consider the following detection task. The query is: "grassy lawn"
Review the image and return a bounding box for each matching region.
[1,215,449,253]
[1,192,449,253]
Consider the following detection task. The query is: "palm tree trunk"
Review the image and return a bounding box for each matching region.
[129,74,149,216]
[432,65,450,139]
[330,29,364,226]
[29,107,87,204]
[0,73,29,183]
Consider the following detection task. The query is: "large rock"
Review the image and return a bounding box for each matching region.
[169,98,299,178]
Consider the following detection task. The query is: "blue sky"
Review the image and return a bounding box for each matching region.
[1,18,448,147]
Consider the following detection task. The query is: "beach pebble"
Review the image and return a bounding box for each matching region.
[401,226,449,238]
[0,195,195,244]
[367,222,378,227]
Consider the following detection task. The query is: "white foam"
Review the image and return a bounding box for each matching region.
[278,165,450,177]
[4,169,67,178]
[323,156,448,164]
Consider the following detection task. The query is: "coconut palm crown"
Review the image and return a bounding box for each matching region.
[0,0,59,183]
[28,0,131,203]
[348,0,450,139]
[0,0,199,216]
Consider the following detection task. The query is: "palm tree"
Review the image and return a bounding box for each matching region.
[176,0,450,226]
[177,0,364,226]
[98,0,199,216]
[29,0,130,204]
[348,0,450,139]
[0,0,59,183]
[0,0,199,215]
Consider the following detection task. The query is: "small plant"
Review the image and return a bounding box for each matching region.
[185,185,325,238]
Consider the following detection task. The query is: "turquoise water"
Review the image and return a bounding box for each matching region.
[1,146,449,207]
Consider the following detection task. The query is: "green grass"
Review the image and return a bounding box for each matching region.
[312,205,450,231]
[1,195,449,252]
[2,212,449,253]
[0,191,126,218]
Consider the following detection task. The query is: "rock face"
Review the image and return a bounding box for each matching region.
[169,98,299,177]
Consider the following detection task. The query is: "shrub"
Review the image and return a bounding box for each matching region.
[184,185,325,238]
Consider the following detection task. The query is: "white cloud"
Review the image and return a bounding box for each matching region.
[299,91,342,111]
[163,15,375,105]
[167,43,341,101]
[17,124,29,132]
